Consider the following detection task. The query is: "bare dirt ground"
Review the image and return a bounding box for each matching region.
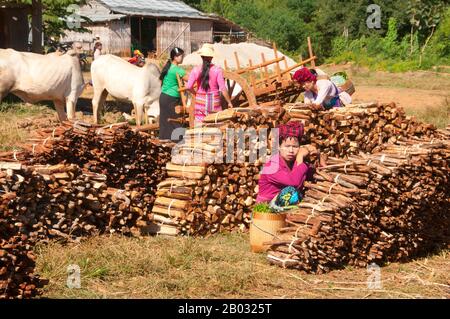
[353,86,448,109]
[321,63,450,109]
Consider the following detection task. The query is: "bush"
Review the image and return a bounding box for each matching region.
[328,10,450,72]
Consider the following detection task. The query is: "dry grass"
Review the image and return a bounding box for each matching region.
[0,102,124,151]
[321,63,450,90]
[2,68,450,299]
[34,233,450,299]
[405,97,450,129]
[0,103,55,151]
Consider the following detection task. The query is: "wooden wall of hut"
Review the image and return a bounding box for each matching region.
[0,8,29,51]
[62,19,131,57]
[183,19,213,52]
[156,20,191,56]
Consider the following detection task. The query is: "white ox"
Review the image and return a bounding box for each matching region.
[91,54,161,126]
[0,48,85,121]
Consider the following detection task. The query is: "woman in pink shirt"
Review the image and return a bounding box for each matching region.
[186,44,233,123]
[256,121,319,209]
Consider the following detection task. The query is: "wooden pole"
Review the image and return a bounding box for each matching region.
[234,52,241,71]
[261,53,269,87]
[307,37,316,68]
[282,57,290,80]
[31,0,43,54]
[255,56,317,85]
[176,73,188,116]
[139,18,142,48]
[248,59,256,89]
[273,43,282,82]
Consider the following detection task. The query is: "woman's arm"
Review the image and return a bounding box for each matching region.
[313,80,333,106]
[221,90,233,108]
[264,161,310,188]
[186,69,198,95]
[303,91,315,104]
[217,67,233,108]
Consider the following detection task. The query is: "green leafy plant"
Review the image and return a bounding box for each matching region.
[252,203,271,214]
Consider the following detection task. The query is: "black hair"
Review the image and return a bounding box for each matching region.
[159,47,185,81]
[279,135,300,146]
[200,56,212,91]
[310,69,318,76]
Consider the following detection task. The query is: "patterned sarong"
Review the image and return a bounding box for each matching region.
[194,91,221,122]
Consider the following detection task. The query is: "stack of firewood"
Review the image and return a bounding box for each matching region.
[149,163,260,236]
[266,136,450,273]
[284,102,438,157]
[1,168,46,299]
[148,107,284,236]
[24,123,172,194]
[0,163,156,242]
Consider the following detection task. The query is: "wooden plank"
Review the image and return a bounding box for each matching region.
[166,163,206,173]
[140,222,180,236]
[154,197,191,210]
[0,162,22,170]
[152,205,186,219]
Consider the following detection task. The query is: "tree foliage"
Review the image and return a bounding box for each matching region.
[191,0,449,69]
[12,0,89,39]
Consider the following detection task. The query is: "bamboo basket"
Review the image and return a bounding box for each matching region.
[339,79,355,95]
[250,212,286,253]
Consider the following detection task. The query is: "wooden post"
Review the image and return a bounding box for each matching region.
[261,53,269,87]
[224,59,229,71]
[307,37,315,68]
[139,17,142,48]
[31,0,43,53]
[176,73,194,128]
[234,52,241,71]
[248,59,256,89]
[176,74,187,114]
[273,43,282,82]
[282,57,290,80]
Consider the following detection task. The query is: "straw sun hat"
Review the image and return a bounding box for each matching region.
[197,43,215,57]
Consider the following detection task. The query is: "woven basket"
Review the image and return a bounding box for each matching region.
[339,79,355,96]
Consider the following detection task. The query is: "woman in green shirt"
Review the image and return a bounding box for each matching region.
[159,47,187,141]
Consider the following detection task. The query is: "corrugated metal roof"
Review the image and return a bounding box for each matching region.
[97,0,210,19]
[79,0,126,22]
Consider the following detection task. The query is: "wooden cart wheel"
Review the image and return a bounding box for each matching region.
[223,70,257,108]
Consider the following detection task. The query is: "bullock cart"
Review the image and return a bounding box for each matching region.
[173,37,317,128]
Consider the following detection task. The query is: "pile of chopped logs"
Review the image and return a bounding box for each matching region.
[21,122,172,194]
[0,121,170,297]
[0,207,45,299]
[267,136,450,273]
[0,163,156,242]
[1,167,47,299]
[148,107,283,236]
[0,121,171,243]
[284,102,438,157]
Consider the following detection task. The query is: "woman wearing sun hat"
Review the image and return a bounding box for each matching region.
[186,43,233,123]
